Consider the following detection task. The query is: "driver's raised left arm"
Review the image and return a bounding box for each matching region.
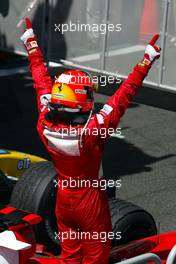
[97,34,161,130]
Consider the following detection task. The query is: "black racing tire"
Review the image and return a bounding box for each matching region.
[10,162,157,253]
[9,161,59,254]
[109,198,157,247]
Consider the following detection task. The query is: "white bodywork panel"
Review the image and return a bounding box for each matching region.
[0,231,31,264]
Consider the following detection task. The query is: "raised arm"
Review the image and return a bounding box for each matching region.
[97,35,161,130]
[20,18,52,113]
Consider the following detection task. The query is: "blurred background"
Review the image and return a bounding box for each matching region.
[0,0,176,234]
[0,0,176,90]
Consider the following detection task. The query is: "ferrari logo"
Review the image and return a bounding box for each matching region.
[58,84,63,92]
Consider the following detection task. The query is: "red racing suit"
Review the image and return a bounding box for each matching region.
[28,47,151,264]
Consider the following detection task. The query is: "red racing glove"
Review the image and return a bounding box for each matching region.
[20,18,39,55]
[139,34,161,67]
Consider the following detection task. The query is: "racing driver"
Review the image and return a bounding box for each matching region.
[20,18,161,264]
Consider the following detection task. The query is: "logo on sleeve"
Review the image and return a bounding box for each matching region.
[100,104,113,118]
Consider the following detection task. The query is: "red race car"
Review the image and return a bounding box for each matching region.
[0,205,176,264]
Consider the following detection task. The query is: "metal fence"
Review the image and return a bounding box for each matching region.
[0,0,46,55]
[0,0,175,92]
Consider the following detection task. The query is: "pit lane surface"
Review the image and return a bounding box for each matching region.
[0,71,176,234]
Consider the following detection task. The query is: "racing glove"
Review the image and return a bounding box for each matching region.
[141,34,161,66]
[20,18,40,55]
[134,34,161,76]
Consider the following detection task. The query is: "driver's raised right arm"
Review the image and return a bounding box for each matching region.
[20,18,52,113]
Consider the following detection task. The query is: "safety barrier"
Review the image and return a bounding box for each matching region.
[0,0,175,92]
